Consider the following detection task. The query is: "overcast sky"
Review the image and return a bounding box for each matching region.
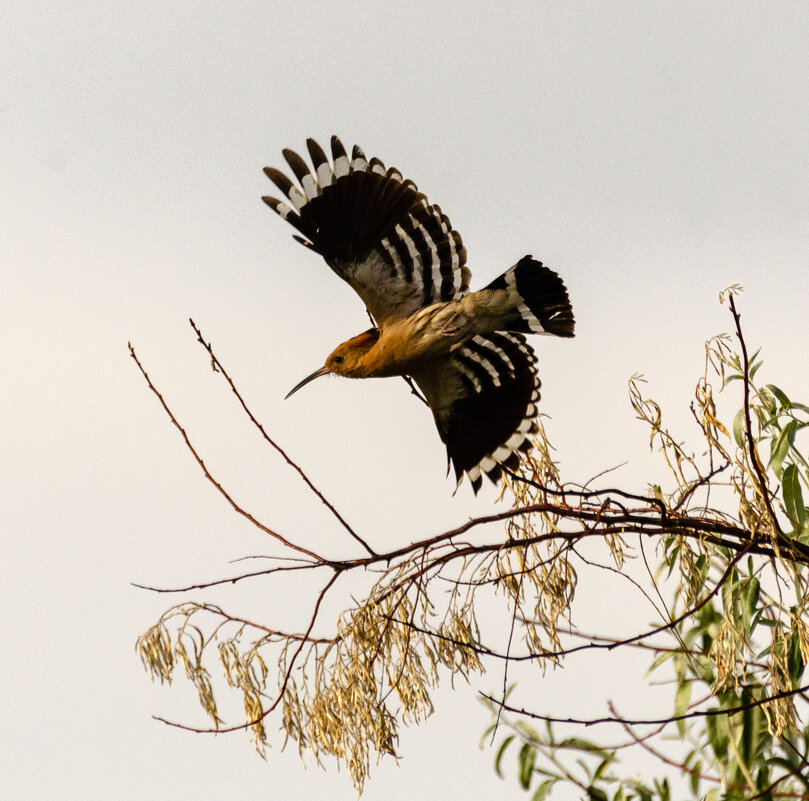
[3,2,809,799]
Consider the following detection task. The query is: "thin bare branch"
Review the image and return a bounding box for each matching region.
[132,560,325,593]
[189,319,377,557]
[482,680,809,728]
[129,343,328,563]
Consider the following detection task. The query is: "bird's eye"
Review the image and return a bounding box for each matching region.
[333,355,344,364]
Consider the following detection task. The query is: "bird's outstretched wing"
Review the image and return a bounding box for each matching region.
[263,137,471,326]
[412,332,540,493]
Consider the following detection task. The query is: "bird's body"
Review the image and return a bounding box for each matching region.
[263,137,574,493]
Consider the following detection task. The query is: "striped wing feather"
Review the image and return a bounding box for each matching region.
[263,136,470,326]
[413,332,540,493]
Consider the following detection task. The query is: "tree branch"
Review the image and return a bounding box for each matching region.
[188,319,377,557]
[129,343,328,563]
[482,680,809,728]
[728,294,783,536]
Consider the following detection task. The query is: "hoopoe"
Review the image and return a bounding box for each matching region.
[263,137,574,493]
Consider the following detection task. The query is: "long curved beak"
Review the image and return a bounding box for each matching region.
[285,366,332,399]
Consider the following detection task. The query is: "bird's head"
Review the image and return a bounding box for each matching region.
[285,329,380,398]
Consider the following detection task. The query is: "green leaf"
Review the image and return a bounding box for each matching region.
[689,759,702,795]
[559,737,611,759]
[768,420,797,477]
[739,698,759,767]
[626,779,653,801]
[705,709,729,760]
[654,778,670,801]
[720,561,738,609]
[741,577,760,638]
[759,382,776,414]
[765,384,791,409]
[518,743,537,789]
[586,786,608,801]
[494,735,514,778]
[480,722,496,744]
[783,463,806,528]
[755,764,771,794]
[788,627,806,683]
[663,543,680,577]
[733,408,747,448]
[592,754,615,782]
[532,779,556,801]
[646,650,673,676]
[674,680,692,736]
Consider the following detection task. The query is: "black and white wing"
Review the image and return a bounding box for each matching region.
[263,136,470,326]
[412,332,540,494]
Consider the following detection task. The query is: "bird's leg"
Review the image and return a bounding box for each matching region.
[401,375,429,406]
[437,312,471,351]
[440,312,461,337]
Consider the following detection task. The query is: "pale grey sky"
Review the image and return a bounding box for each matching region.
[3,2,809,799]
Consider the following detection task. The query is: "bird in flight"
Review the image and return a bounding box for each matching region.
[263,137,574,493]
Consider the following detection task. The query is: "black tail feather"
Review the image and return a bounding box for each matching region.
[486,255,575,338]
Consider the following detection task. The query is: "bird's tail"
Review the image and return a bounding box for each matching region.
[483,255,575,338]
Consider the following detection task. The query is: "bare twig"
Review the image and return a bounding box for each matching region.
[131,560,324,593]
[482,680,809,728]
[129,343,328,563]
[401,375,429,406]
[189,319,377,557]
